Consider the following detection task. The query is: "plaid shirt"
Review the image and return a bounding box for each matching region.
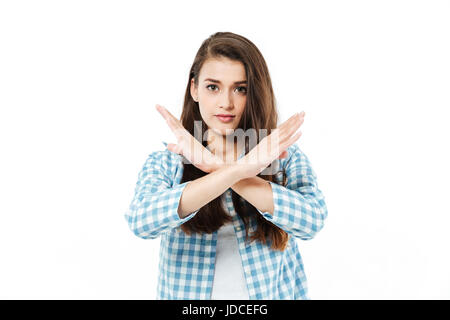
[124,143,328,300]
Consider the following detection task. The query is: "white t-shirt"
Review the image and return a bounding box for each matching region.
[210,197,250,300]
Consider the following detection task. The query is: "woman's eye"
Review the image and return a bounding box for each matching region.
[206,84,218,91]
[237,86,247,93]
[206,84,247,93]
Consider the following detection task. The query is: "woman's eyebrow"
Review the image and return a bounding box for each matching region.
[204,78,247,84]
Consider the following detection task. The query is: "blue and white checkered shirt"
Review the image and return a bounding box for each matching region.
[124,143,328,300]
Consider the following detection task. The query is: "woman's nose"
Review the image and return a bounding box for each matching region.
[218,90,233,109]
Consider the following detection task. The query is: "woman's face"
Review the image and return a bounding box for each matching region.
[190,57,247,137]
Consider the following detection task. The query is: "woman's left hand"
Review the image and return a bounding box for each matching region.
[234,111,304,179]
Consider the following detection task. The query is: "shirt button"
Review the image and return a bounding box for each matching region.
[236,226,242,231]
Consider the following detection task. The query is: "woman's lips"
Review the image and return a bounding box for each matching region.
[216,115,235,123]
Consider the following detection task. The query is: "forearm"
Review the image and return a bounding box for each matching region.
[177,164,244,218]
[231,176,274,215]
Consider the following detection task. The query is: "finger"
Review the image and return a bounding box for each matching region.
[283,131,302,150]
[168,117,189,140]
[284,116,304,138]
[277,113,298,132]
[161,109,185,134]
[277,111,305,144]
[156,104,181,126]
[278,111,305,131]
[280,113,304,136]
[278,150,288,159]
[280,117,304,145]
[156,104,178,128]
[165,116,179,133]
[167,143,181,154]
[155,104,171,121]
[166,143,174,153]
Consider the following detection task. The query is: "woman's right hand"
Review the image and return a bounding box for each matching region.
[235,111,305,179]
[156,104,223,173]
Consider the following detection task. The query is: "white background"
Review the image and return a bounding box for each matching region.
[0,0,449,299]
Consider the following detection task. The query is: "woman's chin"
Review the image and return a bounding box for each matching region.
[210,127,236,136]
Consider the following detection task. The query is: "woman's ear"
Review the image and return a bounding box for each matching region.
[190,78,198,102]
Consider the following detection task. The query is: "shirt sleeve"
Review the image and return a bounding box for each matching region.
[124,151,200,239]
[256,144,328,240]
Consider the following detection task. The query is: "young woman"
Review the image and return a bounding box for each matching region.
[124,32,328,300]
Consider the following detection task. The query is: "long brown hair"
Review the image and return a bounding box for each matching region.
[179,31,289,251]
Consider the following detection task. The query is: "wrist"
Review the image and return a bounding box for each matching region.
[203,156,224,173]
[218,162,247,184]
[209,157,234,172]
[230,162,250,181]
[209,158,249,181]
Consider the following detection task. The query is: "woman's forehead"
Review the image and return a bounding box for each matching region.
[200,58,246,83]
